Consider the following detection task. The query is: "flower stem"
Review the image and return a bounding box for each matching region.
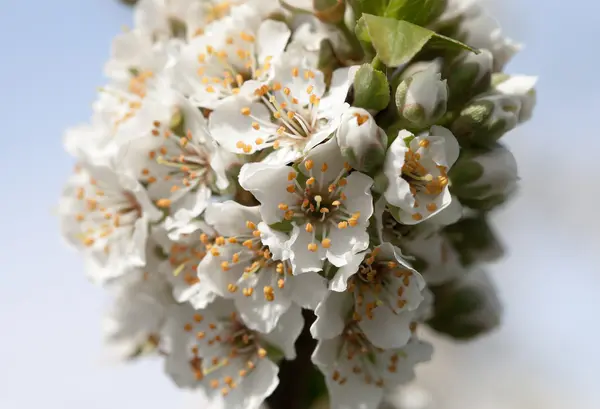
[335,21,364,61]
[266,309,325,409]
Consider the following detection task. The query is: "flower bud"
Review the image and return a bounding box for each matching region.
[427,269,502,340]
[336,108,388,173]
[442,214,504,267]
[451,93,521,147]
[449,144,518,210]
[395,65,449,128]
[493,74,537,124]
[313,0,346,24]
[444,49,493,108]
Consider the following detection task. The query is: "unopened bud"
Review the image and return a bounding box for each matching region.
[395,65,448,128]
[428,269,502,340]
[442,214,504,267]
[493,74,537,124]
[313,0,346,24]
[444,49,493,108]
[451,94,521,147]
[336,108,388,173]
[449,144,518,210]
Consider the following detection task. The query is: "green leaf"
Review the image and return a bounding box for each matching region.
[358,14,478,67]
[353,64,390,111]
[358,0,388,16]
[384,0,446,26]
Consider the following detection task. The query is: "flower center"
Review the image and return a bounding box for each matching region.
[330,324,386,388]
[182,311,268,396]
[142,117,215,210]
[212,222,293,301]
[281,160,360,252]
[401,141,449,198]
[236,68,324,153]
[74,168,142,254]
[347,249,415,321]
[196,32,272,99]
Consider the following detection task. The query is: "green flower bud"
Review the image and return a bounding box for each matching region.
[427,269,502,340]
[442,214,504,267]
[449,144,518,210]
[395,64,448,129]
[313,0,346,24]
[451,94,521,148]
[444,49,493,109]
[336,108,388,174]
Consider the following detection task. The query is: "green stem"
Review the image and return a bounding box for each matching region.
[335,21,364,61]
[279,0,313,15]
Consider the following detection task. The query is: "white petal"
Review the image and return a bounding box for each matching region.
[257,20,291,65]
[289,226,325,274]
[358,307,414,350]
[311,291,353,340]
[289,272,329,309]
[260,304,303,359]
[330,251,365,292]
[206,201,261,236]
[239,162,297,225]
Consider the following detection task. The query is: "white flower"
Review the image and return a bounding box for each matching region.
[495,75,538,123]
[103,267,174,360]
[164,299,303,409]
[115,82,235,224]
[384,126,459,225]
[158,219,218,309]
[239,137,373,274]
[176,12,291,109]
[59,160,162,282]
[209,61,356,164]
[196,201,328,332]
[312,327,433,409]
[312,243,426,349]
[104,28,172,81]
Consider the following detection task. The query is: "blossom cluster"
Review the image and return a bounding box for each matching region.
[59,0,537,408]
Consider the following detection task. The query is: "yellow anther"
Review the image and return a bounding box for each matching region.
[322,238,331,248]
[305,223,313,233]
[305,160,314,170]
[157,198,171,208]
[246,221,256,230]
[278,203,289,211]
[288,171,297,181]
[241,107,251,116]
[308,243,318,252]
[338,221,348,229]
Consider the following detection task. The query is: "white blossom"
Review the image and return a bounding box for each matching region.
[384,126,460,225]
[164,299,302,409]
[312,326,433,409]
[176,11,291,109]
[196,201,328,332]
[312,243,426,349]
[239,137,374,274]
[209,61,356,164]
[60,159,162,282]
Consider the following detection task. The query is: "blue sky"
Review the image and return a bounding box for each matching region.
[0,0,599,408]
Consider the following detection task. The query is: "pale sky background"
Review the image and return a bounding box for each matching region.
[0,0,599,408]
